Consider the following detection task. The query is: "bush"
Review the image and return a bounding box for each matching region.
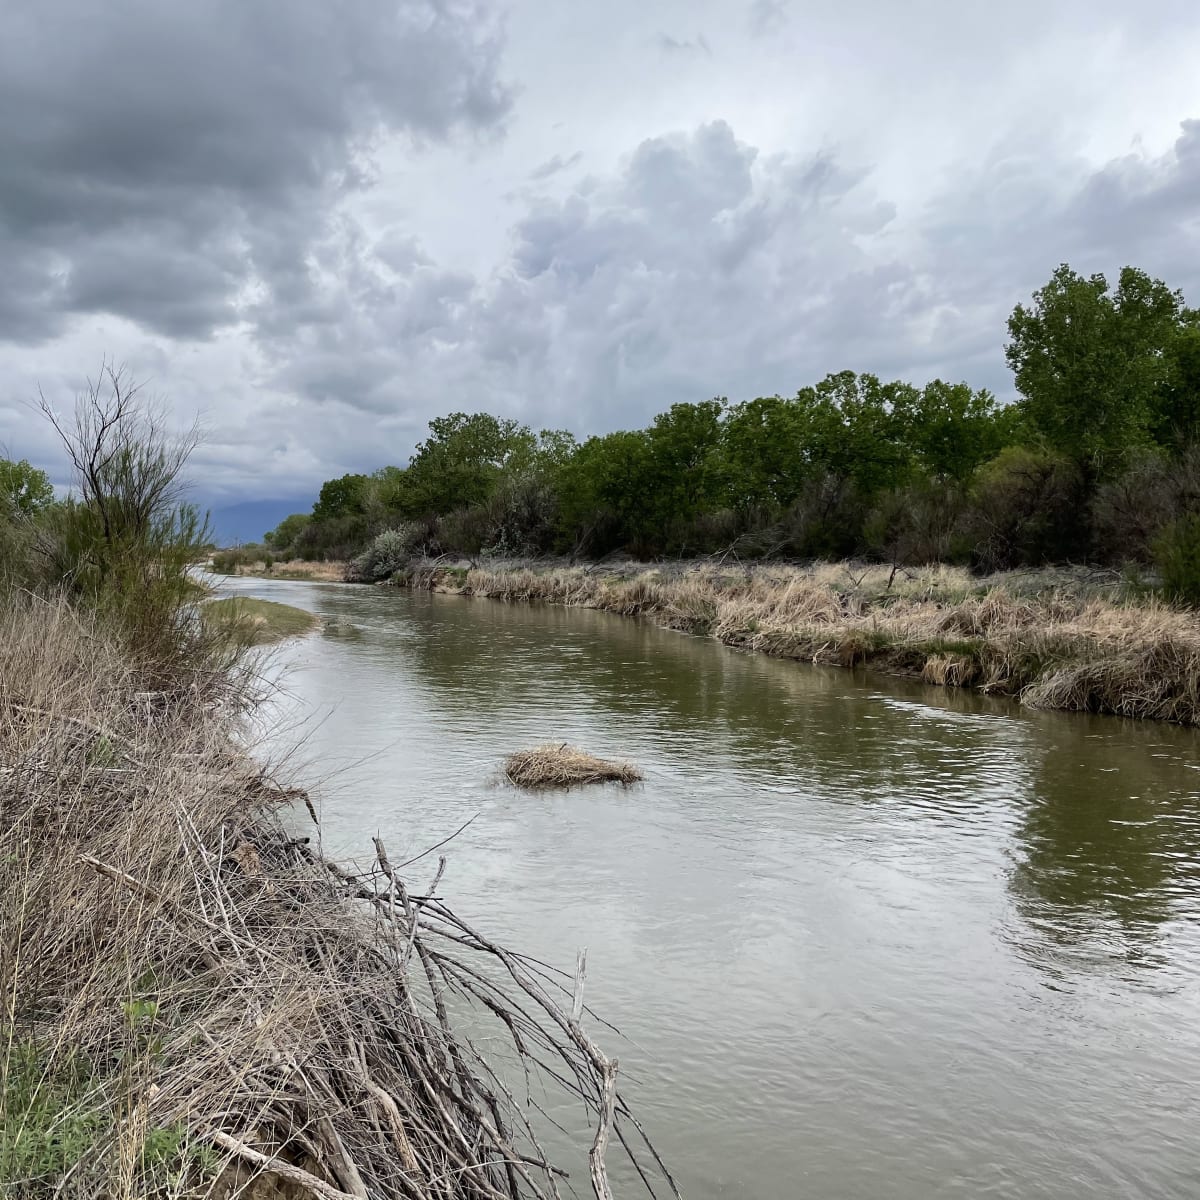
[1093,445,1200,564]
[348,524,425,582]
[963,446,1085,570]
[24,365,219,672]
[481,475,560,557]
[864,480,968,565]
[434,506,489,558]
[210,544,268,574]
[433,477,561,559]
[779,475,866,559]
[0,1041,104,1188]
[1155,514,1200,606]
[292,513,371,561]
[263,511,311,556]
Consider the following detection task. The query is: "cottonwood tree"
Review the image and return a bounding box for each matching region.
[1005,264,1186,478]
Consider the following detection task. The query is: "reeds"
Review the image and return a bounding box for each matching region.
[397,559,1200,725]
[0,597,672,1198]
[504,745,643,790]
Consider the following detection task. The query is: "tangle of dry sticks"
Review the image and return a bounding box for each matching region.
[0,597,680,1199]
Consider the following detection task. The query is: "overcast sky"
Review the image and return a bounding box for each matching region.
[3,0,1200,506]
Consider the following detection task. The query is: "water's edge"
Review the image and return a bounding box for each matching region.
[376,560,1200,727]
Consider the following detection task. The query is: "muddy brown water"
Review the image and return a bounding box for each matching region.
[225,575,1200,1199]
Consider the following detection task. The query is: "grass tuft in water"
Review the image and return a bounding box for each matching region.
[504,744,643,789]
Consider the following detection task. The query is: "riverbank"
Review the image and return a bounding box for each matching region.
[382,559,1200,725]
[0,597,659,1198]
[210,556,345,582]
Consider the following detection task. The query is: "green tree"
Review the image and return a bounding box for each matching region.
[1005,264,1185,475]
[556,430,654,554]
[263,512,310,552]
[643,399,726,527]
[532,429,578,476]
[801,372,916,494]
[0,458,55,515]
[722,395,813,510]
[1151,318,1200,452]
[896,380,1014,483]
[311,473,368,521]
[360,466,411,524]
[403,413,536,516]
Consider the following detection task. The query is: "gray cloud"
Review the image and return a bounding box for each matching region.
[3,1,1199,505]
[747,1,790,36]
[655,32,713,56]
[529,152,585,182]
[0,0,512,344]
[253,116,1200,463]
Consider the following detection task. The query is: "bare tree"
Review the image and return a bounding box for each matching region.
[39,362,204,567]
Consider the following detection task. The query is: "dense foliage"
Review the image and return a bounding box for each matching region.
[247,264,1192,591]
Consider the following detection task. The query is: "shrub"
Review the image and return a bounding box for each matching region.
[1155,514,1200,606]
[0,1041,104,1188]
[26,364,221,672]
[432,477,561,559]
[348,524,424,582]
[434,506,489,558]
[263,511,311,555]
[1093,445,1200,564]
[209,544,268,574]
[779,475,865,559]
[292,512,370,561]
[864,480,968,566]
[963,446,1085,570]
[481,475,560,557]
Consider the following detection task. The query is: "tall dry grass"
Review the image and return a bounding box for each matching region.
[0,597,669,1199]
[394,559,1200,725]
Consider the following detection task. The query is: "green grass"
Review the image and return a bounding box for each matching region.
[0,1041,104,1189]
[0,1038,217,1195]
[200,597,318,646]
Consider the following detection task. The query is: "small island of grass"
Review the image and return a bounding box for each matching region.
[201,596,319,646]
[505,744,643,789]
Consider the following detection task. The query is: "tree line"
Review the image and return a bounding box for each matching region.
[254,265,1198,591]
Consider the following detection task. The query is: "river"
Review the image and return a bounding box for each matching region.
[224,574,1200,1199]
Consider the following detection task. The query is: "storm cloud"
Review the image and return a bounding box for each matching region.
[1,0,1199,503]
[0,0,511,343]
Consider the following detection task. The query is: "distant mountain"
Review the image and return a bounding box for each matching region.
[207,498,309,547]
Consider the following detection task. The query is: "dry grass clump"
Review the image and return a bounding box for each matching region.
[1,598,670,1199]
[210,557,347,582]
[266,559,348,583]
[397,558,1200,725]
[505,745,643,790]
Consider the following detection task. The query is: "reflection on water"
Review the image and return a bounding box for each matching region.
[225,576,1200,1200]
[1006,720,1200,985]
